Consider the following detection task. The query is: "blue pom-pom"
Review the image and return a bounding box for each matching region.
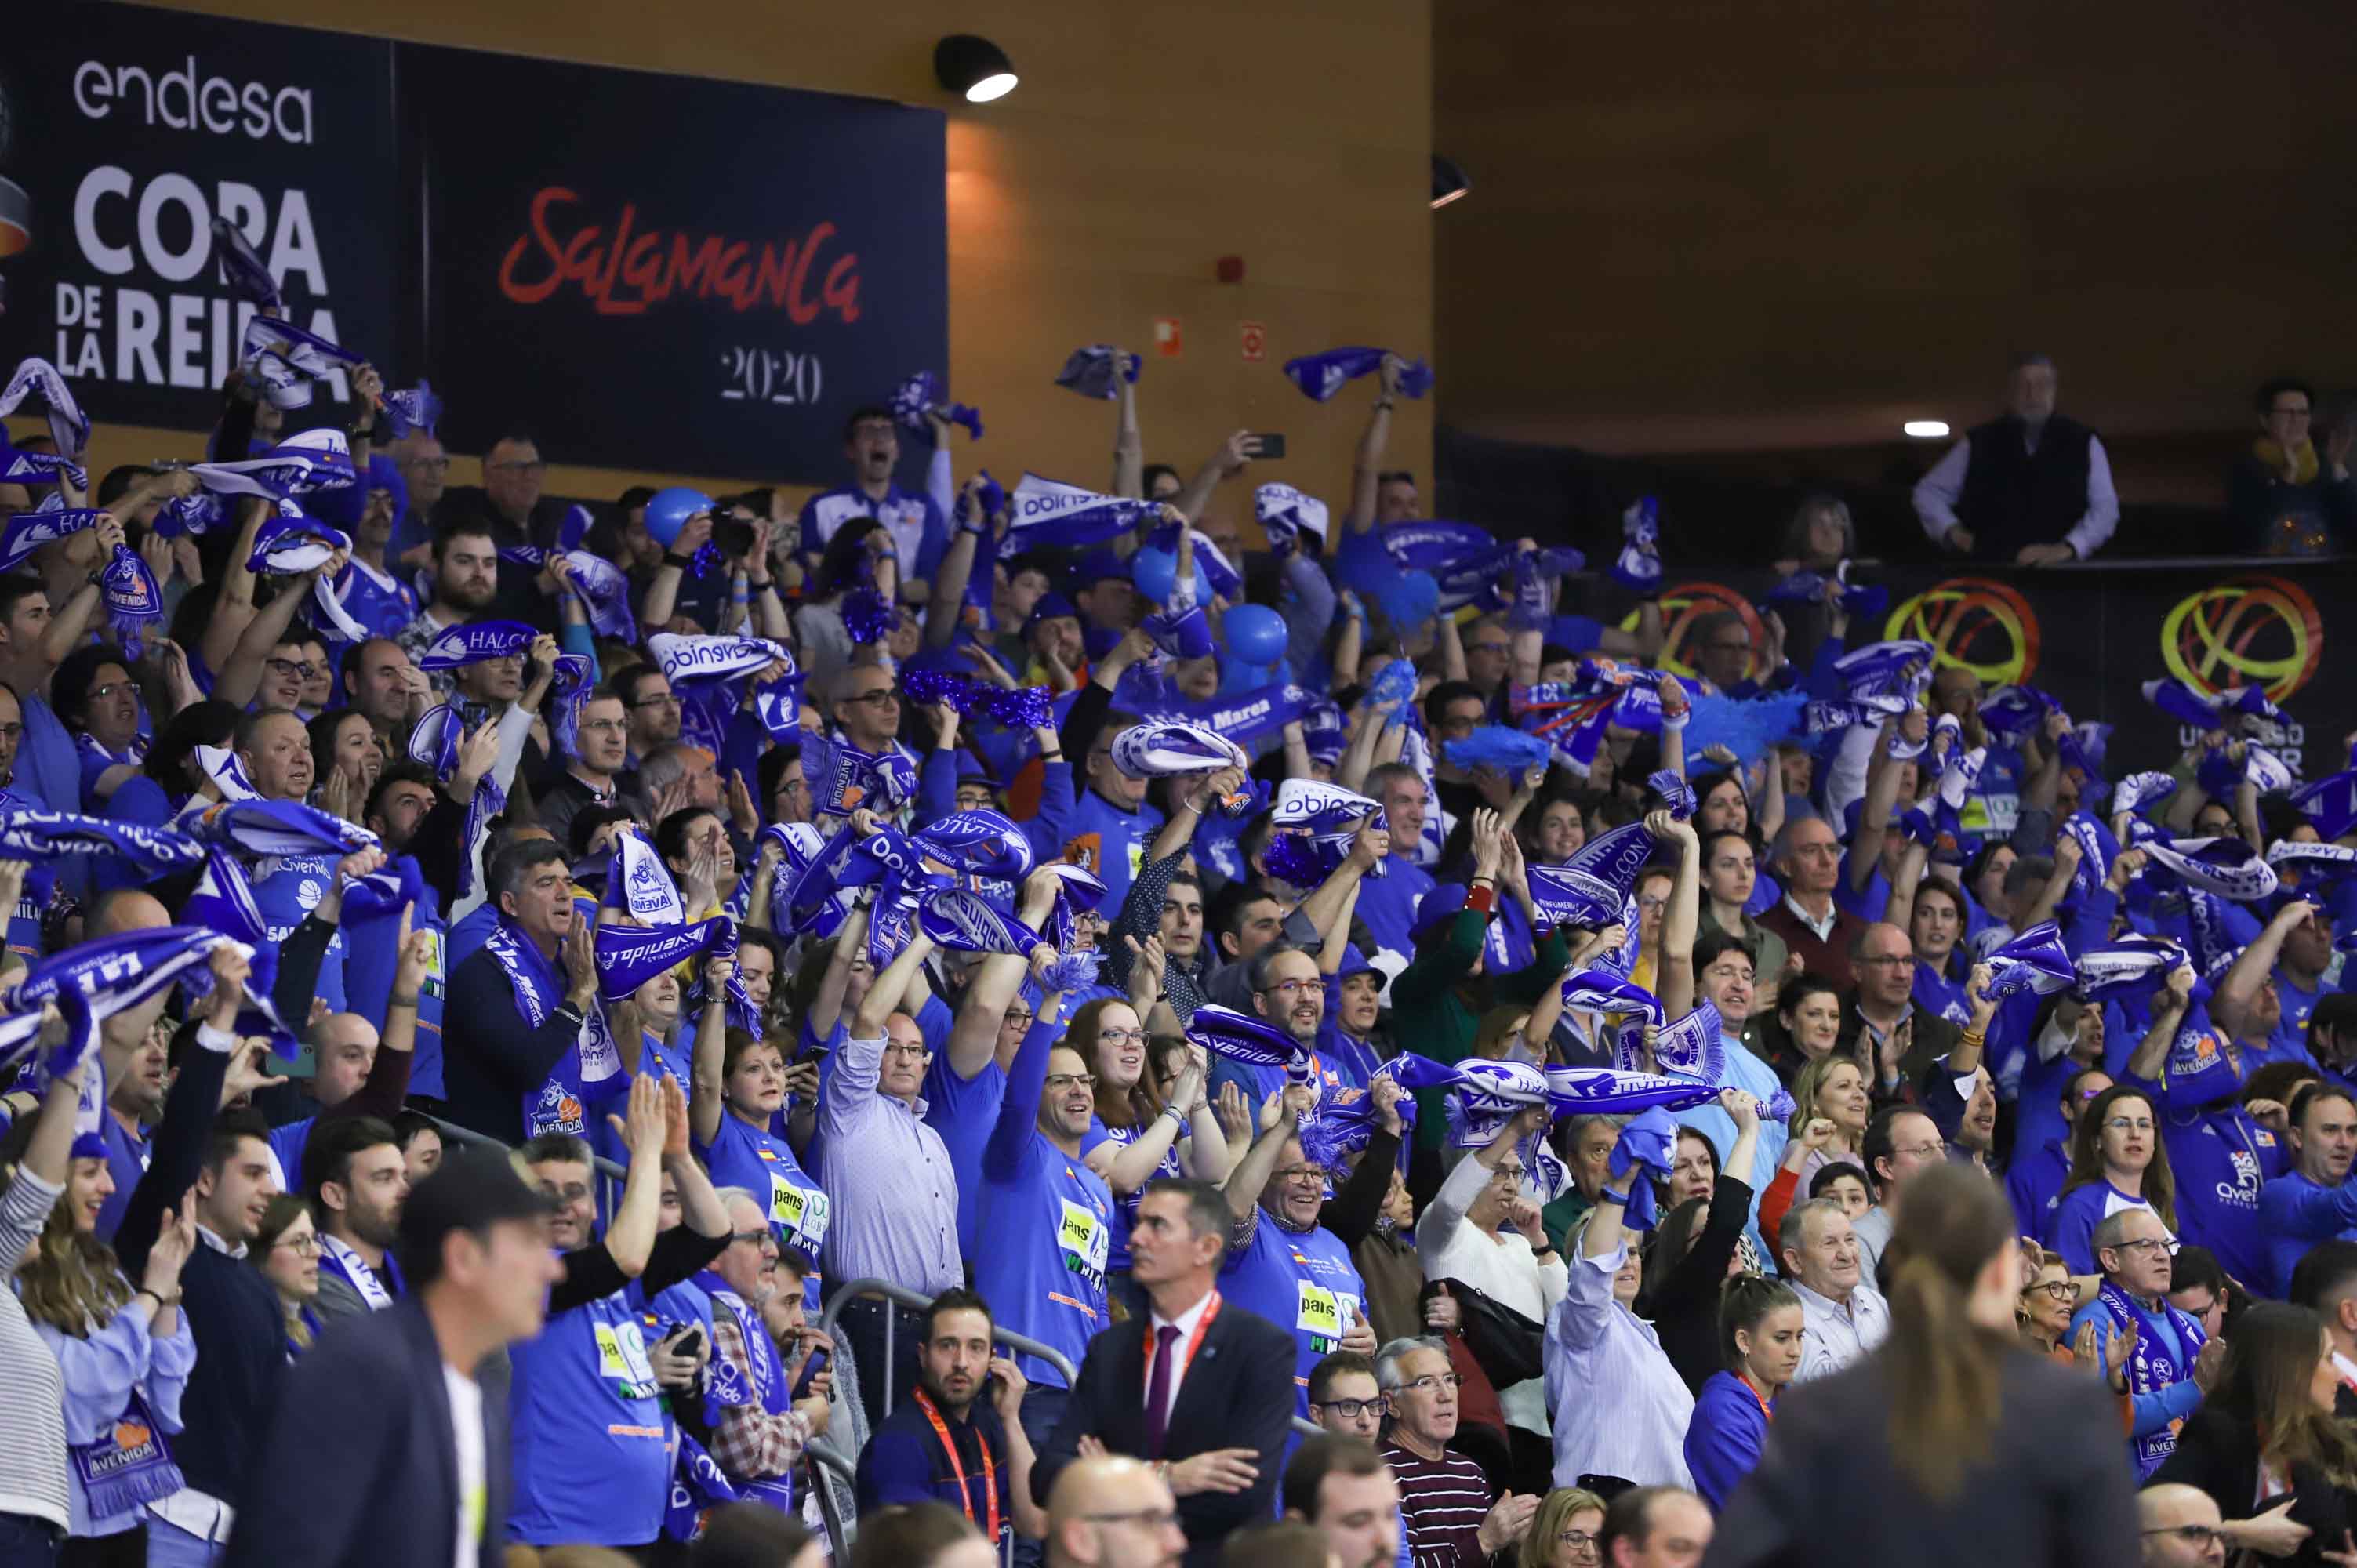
[1444,725,1551,775]
[986,685,1052,730]
[1683,690,1810,764]
[843,586,895,645]
[902,667,976,710]
[1042,950,1102,992]
[1374,569,1440,633]
[1263,833,1329,887]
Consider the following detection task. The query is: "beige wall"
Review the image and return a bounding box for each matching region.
[87,0,1432,529]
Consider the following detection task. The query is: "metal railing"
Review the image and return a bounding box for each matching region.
[816,1276,1081,1419]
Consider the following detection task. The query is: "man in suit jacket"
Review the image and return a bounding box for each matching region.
[225,1149,563,1568]
[1036,1178,1298,1568]
[2292,1238,2357,1420]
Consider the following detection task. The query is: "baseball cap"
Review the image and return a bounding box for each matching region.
[1411,883,1469,943]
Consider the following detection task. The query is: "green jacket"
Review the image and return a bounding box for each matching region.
[1390,909,1571,1149]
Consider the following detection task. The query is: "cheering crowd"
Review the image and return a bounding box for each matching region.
[2,269,2357,1568]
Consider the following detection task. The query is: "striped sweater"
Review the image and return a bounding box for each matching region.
[1382,1439,1494,1568]
[0,1167,69,1529]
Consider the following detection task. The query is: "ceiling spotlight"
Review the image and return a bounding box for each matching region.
[935,35,1018,103]
[1903,419,1951,439]
[1431,155,1472,209]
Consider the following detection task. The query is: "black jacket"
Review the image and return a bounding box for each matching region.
[1702,1345,2137,1568]
[2154,1406,2355,1568]
[224,1298,508,1568]
[439,942,589,1145]
[1036,1296,1298,1568]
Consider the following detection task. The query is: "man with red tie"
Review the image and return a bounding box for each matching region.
[1036,1178,1298,1568]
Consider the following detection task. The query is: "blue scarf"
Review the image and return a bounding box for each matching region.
[0,358,90,459]
[483,916,565,1027]
[693,1272,797,1512]
[381,380,441,441]
[417,619,534,673]
[892,368,982,441]
[1054,344,1141,399]
[917,888,1043,956]
[0,508,104,575]
[2097,1280,2205,1474]
[1610,496,1662,592]
[1004,473,1158,550]
[191,798,376,860]
[594,916,735,1004]
[1281,347,1432,402]
[240,315,369,411]
[0,808,203,877]
[211,215,281,310]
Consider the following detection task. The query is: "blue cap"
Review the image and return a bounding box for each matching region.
[1411,883,1469,943]
[1023,592,1079,639]
[953,752,1000,787]
[1335,942,1375,982]
[1070,547,1128,589]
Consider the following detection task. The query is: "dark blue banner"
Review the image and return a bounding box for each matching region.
[406,46,946,484]
[0,2,399,433]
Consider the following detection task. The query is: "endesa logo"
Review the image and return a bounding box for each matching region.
[498,188,862,321]
[2159,574,2322,705]
[1883,576,2040,688]
[1617,582,1763,682]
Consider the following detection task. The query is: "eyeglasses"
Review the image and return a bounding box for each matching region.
[401,456,452,474]
[1856,953,1913,970]
[2019,1279,2073,1303]
[2141,1525,2226,1549]
[487,459,547,475]
[264,659,318,681]
[0,724,20,741]
[580,719,626,734]
[86,681,135,702]
[881,1042,930,1059]
[1396,1373,1465,1395]
[1490,1164,1527,1181]
[728,1229,772,1247]
[1045,1073,1099,1092]
[1557,1530,1600,1558]
[1081,1510,1182,1531]
[2102,1116,2155,1134]
[1895,1139,1947,1160]
[1258,979,1315,997]
[1636,894,1669,913]
[1273,1164,1330,1184]
[1312,1398,1379,1419]
[1098,1027,1149,1045]
[629,693,681,709]
[274,1232,321,1256]
[1002,1011,1034,1029]
[2112,1236,2181,1259]
[1469,641,1510,656]
[844,690,901,707]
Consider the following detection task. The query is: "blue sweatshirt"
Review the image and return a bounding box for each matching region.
[1684,1370,1771,1511]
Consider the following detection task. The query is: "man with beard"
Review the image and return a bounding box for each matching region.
[1284,1436,1404,1568]
[857,1287,1049,1546]
[306,1116,412,1323]
[339,637,430,757]
[975,1006,1116,1472]
[539,687,639,851]
[398,521,499,695]
[1221,1078,1378,1417]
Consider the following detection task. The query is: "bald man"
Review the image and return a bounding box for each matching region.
[2137,1483,2225,1567]
[1048,1456,1188,1568]
[266,1012,411,1196]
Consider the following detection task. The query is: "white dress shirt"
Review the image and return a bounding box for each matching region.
[1790,1277,1892,1384]
[1146,1287,1218,1432]
[1912,430,2120,559]
[1542,1244,1694,1489]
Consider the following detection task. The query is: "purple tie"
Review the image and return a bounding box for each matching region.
[1143,1324,1180,1457]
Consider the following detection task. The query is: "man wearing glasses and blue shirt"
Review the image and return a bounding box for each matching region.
[2067,1207,2226,1479]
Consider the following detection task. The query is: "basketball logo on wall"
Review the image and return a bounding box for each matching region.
[1618,583,1763,681]
[2159,575,2322,702]
[1883,578,2040,687]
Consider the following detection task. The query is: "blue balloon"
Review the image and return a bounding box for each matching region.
[1131,545,1179,606]
[1225,603,1287,666]
[644,487,715,550]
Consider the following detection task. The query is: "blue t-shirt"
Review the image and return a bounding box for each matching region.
[922,1054,1008,1260]
[975,1126,1113,1388]
[1354,855,1436,971]
[699,1112,830,1296]
[1061,790,1164,917]
[508,1276,670,1545]
[1912,961,1970,1027]
[2004,1138,2068,1241]
[336,560,419,640]
[1220,1216,1365,1415]
[2257,1170,2357,1298]
[250,854,347,1012]
[1080,1116,1183,1274]
[2045,1181,2160,1276]
[1684,1370,1770,1510]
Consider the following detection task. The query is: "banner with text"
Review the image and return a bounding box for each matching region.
[406,45,946,482]
[1588,561,2345,779]
[0,4,398,432]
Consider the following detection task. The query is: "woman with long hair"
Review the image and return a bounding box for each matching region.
[1765,971,1844,1083]
[1516,1486,1607,1568]
[1683,1276,1803,1509]
[1075,997,1229,1316]
[305,707,383,823]
[251,1192,325,1357]
[2049,1083,2179,1276]
[1706,1165,2138,1566]
[2155,1302,2357,1564]
[1781,1056,1869,1185]
[5,1105,199,1563]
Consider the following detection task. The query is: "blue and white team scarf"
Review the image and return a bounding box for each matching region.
[1185,1004,1314,1084]
[2113,771,2178,821]
[608,828,687,925]
[1976,684,2057,744]
[1358,520,1515,613]
[2099,1279,2206,1475]
[0,809,204,877]
[0,437,86,493]
[1610,496,1662,593]
[1266,779,1386,880]
[1763,559,1886,620]
[2141,836,2279,902]
[100,543,164,656]
[1281,347,1432,402]
[1560,969,1665,1028]
[890,369,982,441]
[1004,474,1160,553]
[548,654,596,760]
[1111,721,1245,779]
[190,797,377,861]
[1054,344,1140,400]
[913,809,1033,883]
[2072,936,2185,1003]
[0,508,103,575]
[210,216,282,310]
[380,379,441,441]
[407,703,463,778]
[187,429,358,501]
[796,726,906,819]
[2059,811,2119,908]
[1255,483,1329,546]
[2142,677,2282,731]
[2271,840,2357,885]
[239,314,369,411]
[0,358,91,460]
[247,514,369,643]
[917,887,1044,956]
[1832,639,1934,706]
[500,506,637,643]
[418,619,535,673]
[2291,771,2357,842]
[651,632,789,758]
[1526,820,1663,930]
[1983,921,2075,1000]
[191,746,261,804]
[594,916,735,1004]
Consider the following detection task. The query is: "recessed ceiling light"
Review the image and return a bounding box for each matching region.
[1903,420,1950,439]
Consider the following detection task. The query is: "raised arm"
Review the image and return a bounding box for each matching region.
[1173,430,1251,528]
[1342,358,1403,535]
[853,923,937,1040]
[688,953,736,1148]
[599,1074,670,1279]
[944,869,1062,1079]
[215,560,335,709]
[2216,899,2317,1040]
[1655,811,1703,1019]
[1111,355,1143,499]
[1222,1083,1313,1222]
[2126,963,2197,1083]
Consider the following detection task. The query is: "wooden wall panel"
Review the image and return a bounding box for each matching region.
[1435,0,2357,494]
[85,0,1433,527]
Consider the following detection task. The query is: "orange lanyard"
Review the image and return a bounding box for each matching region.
[915,1388,999,1541]
[1739,1373,1776,1423]
[1144,1291,1223,1399]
